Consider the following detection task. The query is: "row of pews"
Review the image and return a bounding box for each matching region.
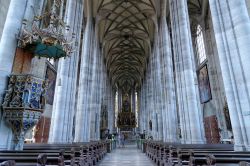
[144,140,250,166]
[0,140,111,166]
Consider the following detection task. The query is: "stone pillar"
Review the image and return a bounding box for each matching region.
[152,34,164,141]
[141,82,147,133]
[136,90,140,131]
[209,0,250,151]
[159,0,178,143]
[147,54,154,138]
[74,0,94,142]
[108,88,115,133]
[0,0,44,150]
[0,1,10,41]
[49,0,83,143]
[0,0,28,103]
[90,35,103,140]
[169,0,204,144]
[118,89,123,112]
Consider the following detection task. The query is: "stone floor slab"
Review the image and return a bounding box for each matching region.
[99,144,155,166]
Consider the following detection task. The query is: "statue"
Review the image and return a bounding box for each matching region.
[22,75,32,107]
[58,149,65,166]
[2,75,16,107]
[123,100,130,112]
[40,79,48,109]
[37,153,47,166]
[70,148,76,166]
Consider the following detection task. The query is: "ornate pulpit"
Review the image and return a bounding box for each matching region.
[2,74,47,150]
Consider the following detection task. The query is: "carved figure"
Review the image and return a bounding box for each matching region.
[70,148,76,166]
[22,76,32,107]
[206,154,216,166]
[2,76,16,107]
[37,153,47,166]
[58,149,65,166]
[40,79,48,109]
[10,92,22,107]
[0,160,16,166]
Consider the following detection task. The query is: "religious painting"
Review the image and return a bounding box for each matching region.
[45,64,56,105]
[197,64,212,103]
[223,101,232,131]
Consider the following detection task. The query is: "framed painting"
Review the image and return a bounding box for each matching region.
[197,64,212,103]
[45,64,57,105]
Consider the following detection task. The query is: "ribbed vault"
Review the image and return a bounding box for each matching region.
[97,0,155,92]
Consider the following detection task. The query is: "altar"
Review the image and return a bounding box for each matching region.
[117,96,137,130]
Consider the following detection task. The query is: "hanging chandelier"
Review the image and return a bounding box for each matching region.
[17,11,75,59]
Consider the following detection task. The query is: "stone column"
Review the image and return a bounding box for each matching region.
[140,79,145,133]
[159,0,178,142]
[148,53,155,138]
[118,89,123,111]
[139,84,144,133]
[152,35,164,141]
[49,0,83,143]
[89,32,108,140]
[131,87,136,113]
[74,0,94,142]
[169,0,204,144]
[0,0,45,150]
[209,0,250,151]
[108,88,115,133]
[136,90,140,131]
[0,0,27,103]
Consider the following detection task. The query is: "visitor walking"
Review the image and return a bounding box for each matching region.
[121,133,125,148]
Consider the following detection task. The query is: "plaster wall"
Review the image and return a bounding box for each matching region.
[194,10,229,141]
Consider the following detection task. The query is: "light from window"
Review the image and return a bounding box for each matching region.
[135,91,138,128]
[115,91,118,127]
[195,25,207,64]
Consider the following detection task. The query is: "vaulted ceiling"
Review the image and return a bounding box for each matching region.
[91,0,208,92]
[96,0,156,92]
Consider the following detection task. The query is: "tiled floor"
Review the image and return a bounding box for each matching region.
[99,144,155,166]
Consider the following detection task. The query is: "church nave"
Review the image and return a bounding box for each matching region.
[1,0,250,165]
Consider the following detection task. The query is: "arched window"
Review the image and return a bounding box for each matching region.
[195,24,207,64]
[135,91,138,127]
[115,91,119,127]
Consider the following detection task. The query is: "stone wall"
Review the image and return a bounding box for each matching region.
[29,59,56,143]
[0,1,10,41]
[191,9,229,143]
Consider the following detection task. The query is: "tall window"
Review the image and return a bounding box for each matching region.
[195,25,207,64]
[135,91,138,128]
[115,91,118,127]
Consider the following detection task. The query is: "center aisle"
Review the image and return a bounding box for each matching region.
[99,144,155,166]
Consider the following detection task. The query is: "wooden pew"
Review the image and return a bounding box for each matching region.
[144,140,250,166]
[0,140,109,166]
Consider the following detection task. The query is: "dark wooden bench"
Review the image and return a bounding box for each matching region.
[0,140,110,166]
[144,140,250,166]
